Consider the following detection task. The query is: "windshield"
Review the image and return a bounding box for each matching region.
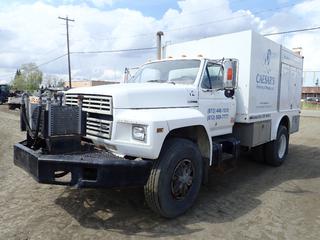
[129,60,201,85]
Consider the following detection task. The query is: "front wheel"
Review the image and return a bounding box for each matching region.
[265,125,289,166]
[144,138,203,218]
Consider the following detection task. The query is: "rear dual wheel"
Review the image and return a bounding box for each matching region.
[265,125,289,166]
[252,125,289,166]
[144,138,203,218]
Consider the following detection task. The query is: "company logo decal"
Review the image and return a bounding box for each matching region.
[256,48,275,91]
[264,49,272,72]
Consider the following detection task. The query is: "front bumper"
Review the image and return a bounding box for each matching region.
[14,141,153,188]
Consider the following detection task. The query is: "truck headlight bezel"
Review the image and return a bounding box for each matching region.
[132,125,147,142]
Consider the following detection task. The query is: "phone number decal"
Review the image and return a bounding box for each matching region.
[207,108,229,121]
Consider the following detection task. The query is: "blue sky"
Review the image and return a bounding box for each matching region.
[0,0,304,19]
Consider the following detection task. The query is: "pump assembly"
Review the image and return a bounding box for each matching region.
[20,92,86,154]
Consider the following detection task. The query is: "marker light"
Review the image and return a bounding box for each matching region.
[227,68,233,80]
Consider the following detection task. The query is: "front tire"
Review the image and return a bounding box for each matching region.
[265,125,289,166]
[144,138,203,218]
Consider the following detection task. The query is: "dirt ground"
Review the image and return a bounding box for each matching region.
[0,104,319,240]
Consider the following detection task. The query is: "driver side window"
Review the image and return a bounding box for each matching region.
[201,63,224,89]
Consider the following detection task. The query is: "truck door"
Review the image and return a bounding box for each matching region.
[198,61,236,136]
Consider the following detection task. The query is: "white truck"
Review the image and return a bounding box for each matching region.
[14,30,303,218]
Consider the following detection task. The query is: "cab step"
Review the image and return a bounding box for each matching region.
[211,137,240,173]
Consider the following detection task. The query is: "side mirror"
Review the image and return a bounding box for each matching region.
[223,59,238,90]
[224,89,235,98]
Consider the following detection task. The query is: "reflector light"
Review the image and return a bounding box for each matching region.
[227,68,233,80]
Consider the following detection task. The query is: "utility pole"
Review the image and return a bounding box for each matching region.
[58,16,74,88]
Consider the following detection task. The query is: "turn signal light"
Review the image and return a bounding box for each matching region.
[227,68,233,80]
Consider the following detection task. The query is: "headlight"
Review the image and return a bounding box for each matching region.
[132,125,147,141]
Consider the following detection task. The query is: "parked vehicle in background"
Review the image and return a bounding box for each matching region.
[8,91,22,110]
[14,30,303,218]
[0,84,10,104]
[306,97,320,102]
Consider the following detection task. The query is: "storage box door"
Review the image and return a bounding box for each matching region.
[279,63,290,111]
[280,63,302,111]
[291,67,302,109]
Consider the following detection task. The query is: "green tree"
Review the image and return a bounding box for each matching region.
[12,69,25,90]
[22,63,43,91]
[11,63,43,92]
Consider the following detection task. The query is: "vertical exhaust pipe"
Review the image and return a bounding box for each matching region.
[156,31,164,60]
[123,67,129,83]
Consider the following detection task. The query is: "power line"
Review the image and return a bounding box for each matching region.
[76,2,297,43]
[83,0,250,42]
[0,46,155,79]
[263,26,320,36]
[0,53,67,80]
[71,47,157,54]
[35,53,68,68]
[165,3,297,33]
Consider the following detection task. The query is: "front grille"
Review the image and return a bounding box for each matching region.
[65,94,113,140]
[66,94,112,115]
[86,117,112,140]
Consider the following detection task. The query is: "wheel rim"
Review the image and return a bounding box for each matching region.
[278,134,287,159]
[171,159,195,200]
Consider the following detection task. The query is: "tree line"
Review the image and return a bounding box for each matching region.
[11,63,65,92]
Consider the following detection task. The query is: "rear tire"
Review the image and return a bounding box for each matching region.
[265,125,289,166]
[144,138,203,218]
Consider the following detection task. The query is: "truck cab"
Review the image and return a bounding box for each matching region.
[65,58,237,164]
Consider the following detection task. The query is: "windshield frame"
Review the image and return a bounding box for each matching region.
[129,59,205,86]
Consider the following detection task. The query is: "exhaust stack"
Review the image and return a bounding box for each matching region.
[156,31,164,60]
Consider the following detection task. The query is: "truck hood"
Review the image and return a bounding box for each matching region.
[66,83,199,109]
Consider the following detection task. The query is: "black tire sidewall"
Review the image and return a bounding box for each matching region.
[276,125,289,161]
[267,125,289,166]
[157,139,203,218]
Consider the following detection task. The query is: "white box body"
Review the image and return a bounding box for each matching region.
[164,30,303,123]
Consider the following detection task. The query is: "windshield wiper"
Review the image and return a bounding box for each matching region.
[146,80,166,83]
[146,80,176,85]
